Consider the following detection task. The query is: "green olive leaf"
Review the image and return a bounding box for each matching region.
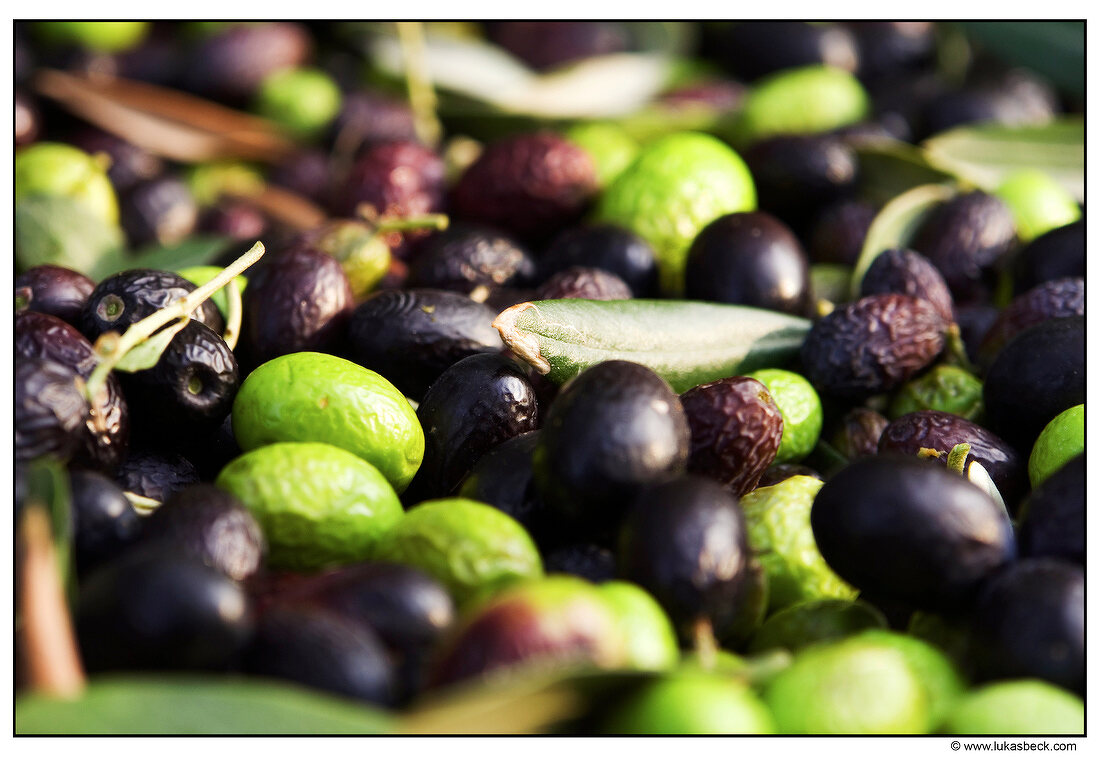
[15,194,125,276]
[850,183,958,298]
[953,21,1083,98]
[94,235,235,280]
[853,140,958,207]
[112,317,190,373]
[16,676,395,735]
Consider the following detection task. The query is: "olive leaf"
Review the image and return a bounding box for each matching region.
[850,183,958,298]
[15,194,125,276]
[953,21,1084,98]
[853,140,958,207]
[112,317,190,373]
[92,235,234,280]
[16,676,395,734]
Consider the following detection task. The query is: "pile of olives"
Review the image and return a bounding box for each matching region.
[15,21,1084,736]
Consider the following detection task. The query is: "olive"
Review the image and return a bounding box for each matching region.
[328,90,418,155]
[1017,454,1084,566]
[81,269,224,344]
[859,248,955,323]
[15,264,95,326]
[140,484,265,581]
[922,69,1057,137]
[539,224,659,298]
[977,277,1084,368]
[183,22,312,104]
[485,21,630,71]
[406,224,537,297]
[239,245,353,369]
[970,560,1084,695]
[344,288,502,401]
[534,266,633,301]
[848,22,935,82]
[878,410,1027,512]
[742,135,858,231]
[909,190,1017,304]
[680,376,784,496]
[533,361,691,541]
[15,89,40,146]
[178,414,241,482]
[404,354,539,503]
[543,543,617,583]
[69,127,164,194]
[456,431,553,545]
[197,200,268,241]
[830,407,889,460]
[115,449,200,502]
[807,198,875,267]
[268,149,330,205]
[241,605,396,706]
[757,463,823,488]
[15,357,88,464]
[810,456,1016,612]
[76,548,253,673]
[684,212,812,315]
[800,294,947,400]
[954,303,1001,364]
[69,470,142,576]
[119,320,239,444]
[716,22,859,82]
[618,475,767,647]
[982,316,1084,451]
[1013,220,1083,293]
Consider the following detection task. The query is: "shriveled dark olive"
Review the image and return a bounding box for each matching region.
[680,376,784,496]
[115,450,200,503]
[859,248,954,323]
[1013,220,1083,293]
[543,543,617,584]
[406,224,536,296]
[15,357,88,463]
[534,266,633,301]
[344,288,501,401]
[1017,455,1084,566]
[81,269,223,343]
[977,277,1084,368]
[800,294,947,400]
[15,264,95,325]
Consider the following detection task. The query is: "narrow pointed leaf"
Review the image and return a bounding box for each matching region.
[113,317,190,373]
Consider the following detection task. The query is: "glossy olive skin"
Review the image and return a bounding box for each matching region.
[141,484,265,581]
[119,176,198,248]
[977,277,1084,367]
[716,21,859,82]
[241,605,396,706]
[618,475,767,647]
[1013,220,1084,293]
[240,246,353,369]
[407,224,536,296]
[16,311,129,472]
[982,316,1084,452]
[457,431,554,545]
[1018,455,1084,566]
[970,560,1084,695]
[533,361,691,541]
[544,543,617,583]
[742,135,858,230]
[811,456,1016,612]
[404,354,539,503]
[15,264,95,325]
[345,289,502,401]
[70,470,142,576]
[859,248,955,323]
[115,450,200,502]
[878,411,1027,512]
[81,269,223,343]
[76,548,253,673]
[684,212,812,316]
[15,357,88,463]
[540,224,659,297]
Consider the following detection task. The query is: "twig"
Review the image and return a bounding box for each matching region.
[396,22,443,149]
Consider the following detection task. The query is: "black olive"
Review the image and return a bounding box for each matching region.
[715,22,859,82]
[407,224,537,296]
[543,543,617,583]
[328,90,418,157]
[533,360,691,541]
[457,431,554,545]
[268,149,331,206]
[183,22,312,104]
[617,475,767,648]
[69,470,142,577]
[540,224,659,297]
[81,269,223,344]
[344,288,502,402]
[970,559,1084,695]
[848,22,935,82]
[534,266,633,301]
[15,357,88,464]
[1013,220,1084,293]
[177,414,242,482]
[982,316,1084,452]
[757,463,823,488]
[808,198,876,266]
[76,548,253,673]
[15,264,95,326]
[404,354,539,503]
[953,303,1001,364]
[859,248,955,323]
[1017,455,1084,566]
[197,200,268,241]
[977,277,1084,368]
[141,484,265,581]
[831,407,889,461]
[810,455,1016,612]
[119,176,198,248]
[68,127,164,194]
[115,449,200,502]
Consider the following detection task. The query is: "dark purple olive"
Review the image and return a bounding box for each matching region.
[878,410,1027,511]
[1013,220,1083,293]
[77,547,252,673]
[242,605,395,705]
[680,376,784,496]
[716,22,859,82]
[910,191,1017,304]
[533,361,691,542]
[115,450,200,502]
[141,484,264,581]
[344,288,501,401]
[831,407,889,460]
[539,224,658,297]
[923,69,1057,137]
[1017,454,1083,566]
[69,127,164,194]
[404,354,539,504]
[15,265,95,325]
[810,455,1016,612]
[859,248,955,323]
[970,559,1083,695]
[954,303,1001,364]
[183,22,312,103]
[618,475,767,647]
[543,543,616,583]
[15,311,129,472]
[800,294,947,400]
[534,266,633,301]
[684,212,812,316]
[485,21,631,71]
[15,357,88,463]
[808,198,876,267]
[197,201,268,241]
[240,246,353,369]
[977,277,1084,368]
[15,89,40,145]
[81,269,224,343]
[69,470,142,576]
[407,224,536,296]
[329,90,418,154]
[268,149,331,205]
[848,22,935,82]
[982,316,1084,451]
[743,135,858,230]
[120,176,199,248]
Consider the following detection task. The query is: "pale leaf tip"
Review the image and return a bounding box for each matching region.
[492,302,550,374]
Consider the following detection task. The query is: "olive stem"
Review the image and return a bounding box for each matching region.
[946,442,972,475]
[942,323,977,374]
[373,213,450,235]
[692,617,718,671]
[396,21,442,149]
[222,278,243,351]
[83,241,266,404]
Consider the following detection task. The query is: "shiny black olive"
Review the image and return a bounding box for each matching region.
[69,469,142,576]
[977,277,1084,368]
[1013,220,1084,293]
[15,357,88,464]
[15,264,95,325]
[743,135,859,231]
[1017,455,1084,566]
[81,269,223,344]
[543,543,617,583]
[539,224,659,298]
[406,224,536,296]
